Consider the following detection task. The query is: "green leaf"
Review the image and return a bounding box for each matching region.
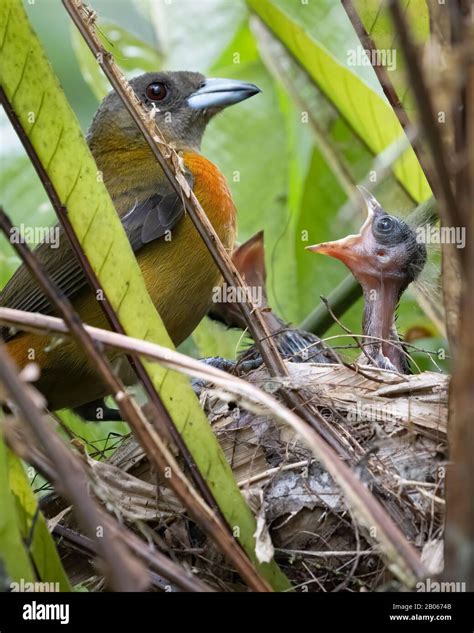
[57,409,130,460]
[352,0,430,119]
[142,0,247,73]
[71,19,162,101]
[0,435,36,584]
[192,317,243,360]
[0,0,289,590]
[7,450,71,590]
[247,0,432,203]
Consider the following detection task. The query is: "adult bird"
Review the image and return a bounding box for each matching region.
[1,71,261,412]
[307,187,427,373]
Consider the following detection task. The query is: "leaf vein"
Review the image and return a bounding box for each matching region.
[64,165,83,205]
[0,5,12,51]
[45,124,63,171]
[96,239,114,277]
[28,89,46,135]
[11,49,29,103]
[80,202,99,244]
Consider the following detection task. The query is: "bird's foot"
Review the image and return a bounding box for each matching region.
[191,356,261,393]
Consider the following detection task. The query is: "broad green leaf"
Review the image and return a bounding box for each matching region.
[351,0,430,120]
[192,316,243,360]
[7,450,71,590]
[247,0,432,203]
[71,19,163,101]
[0,436,36,584]
[57,409,130,460]
[143,0,247,73]
[0,0,289,590]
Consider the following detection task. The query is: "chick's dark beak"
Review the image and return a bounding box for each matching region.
[187,77,261,110]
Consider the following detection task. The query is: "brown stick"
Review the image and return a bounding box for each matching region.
[442,0,474,591]
[0,307,430,585]
[0,207,271,592]
[0,343,149,592]
[342,0,410,130]
[388,0,464,239]
[63,0,287,379]
[1,419,213,593]
[61,0,359,474]
[342,0,436,198]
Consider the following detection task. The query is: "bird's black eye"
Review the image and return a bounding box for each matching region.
[375,216,395,234]
[146,82,167,101]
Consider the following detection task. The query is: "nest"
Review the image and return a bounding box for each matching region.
[37,360,448,592]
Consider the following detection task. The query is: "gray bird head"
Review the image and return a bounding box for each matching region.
[87,70,261,153]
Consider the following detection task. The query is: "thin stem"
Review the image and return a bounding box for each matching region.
[0,84,220,517]
[388,0,463,242]
[0,206,271,593]
[62,0,287,379]
[0,343,149,592]
[0,305,429,585]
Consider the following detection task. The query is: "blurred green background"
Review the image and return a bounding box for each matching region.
[0,0,447,373]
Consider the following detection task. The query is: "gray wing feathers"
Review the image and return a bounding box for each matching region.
[0,180,190,341]
[122,191,184,249]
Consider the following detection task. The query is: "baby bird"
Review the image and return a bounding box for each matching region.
[307,187,427,373]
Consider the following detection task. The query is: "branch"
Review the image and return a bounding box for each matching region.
[63,0,287,379]
[0,344,149,592]
[388,0,464,240]
[442,0,474,591]
[0,207,272,592]
[342,0,410,130]
[0,306,430,586]
[1,415,212,592]
[342,0,442,201]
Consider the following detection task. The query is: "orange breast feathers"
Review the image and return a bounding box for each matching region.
[182,151,237,245]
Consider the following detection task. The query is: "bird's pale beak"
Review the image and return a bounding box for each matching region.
[187,78,261,110]
[305,186,380,272]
